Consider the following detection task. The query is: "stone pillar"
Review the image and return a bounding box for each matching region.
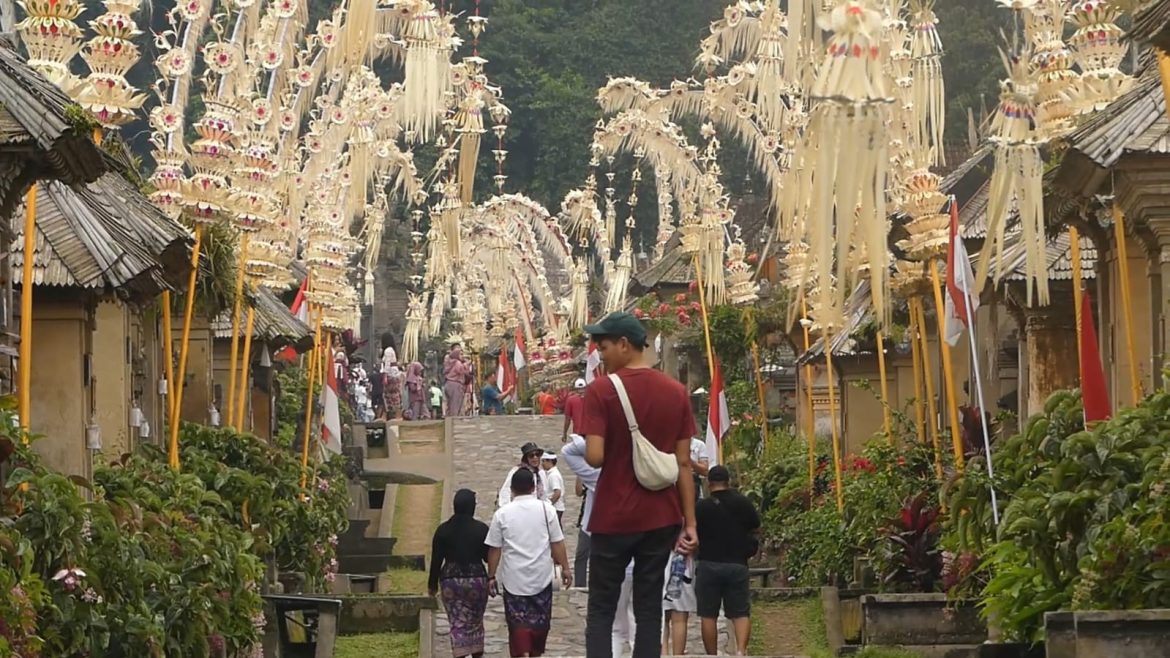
[1021,295,1079,417]
[1151,226,1170,389]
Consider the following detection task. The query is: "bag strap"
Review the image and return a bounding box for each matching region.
[607,373,640,433]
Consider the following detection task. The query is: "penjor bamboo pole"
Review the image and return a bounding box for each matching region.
[1112,207,1143,404]
[1070,227,1084,358]
[301,309,322,490]
[750,341,769,453]
[801,297,816,498]
[18,185,36,432]
[1158,51,1170,120]
[929,262,965,468]
[168,224,204,471]
[234,304,256,433]
[226,235,250,429]
[824,333,844,513]
[908,301,927,445]
[913,297,944,479]
[876,331,893,441]
[692,256,721,464]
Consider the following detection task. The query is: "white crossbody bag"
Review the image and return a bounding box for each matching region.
[608,373,679,491]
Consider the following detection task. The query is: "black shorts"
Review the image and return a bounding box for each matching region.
[695,560,751,619]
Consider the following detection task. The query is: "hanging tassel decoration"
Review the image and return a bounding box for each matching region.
[909,0,945,164]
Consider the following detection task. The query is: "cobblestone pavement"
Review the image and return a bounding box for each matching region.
[432,415,731,657]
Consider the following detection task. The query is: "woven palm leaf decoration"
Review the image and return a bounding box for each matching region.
[909,0,945,165]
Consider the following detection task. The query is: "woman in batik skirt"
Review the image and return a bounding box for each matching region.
[428,489,490,658]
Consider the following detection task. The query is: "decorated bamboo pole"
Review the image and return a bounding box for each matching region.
[226,235,251,428]
[692,255,721,463]
[913,297,944,478]
[800,297,816,497]
[908,300,927,444]
[18,186,36,432]
[1158,51,1170,119]
[300,309,322,490]
[750,341,769,452]
[1112,207,1143,403]
[234,305,256,433]
[875,331,893,441]
[168,225,204,471]
[1070,226,1084,357]
[824,333,844,513]
[929,262,964,467]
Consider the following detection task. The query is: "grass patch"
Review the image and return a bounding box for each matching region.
[333,631,418,658]
[383,567,429,594]
[793,597,923,658]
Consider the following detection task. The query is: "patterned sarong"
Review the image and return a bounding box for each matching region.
[502,584,553,657]
[440,570,488,657]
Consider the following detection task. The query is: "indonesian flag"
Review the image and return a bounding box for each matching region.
[320,354,342,454]
[1079,289,1111,424]
[276,276,311,362]
[584,341,602,384]
[497,345,516,395]
[705,357,730,466]
[514,330,527,370]
[944,197,979,346]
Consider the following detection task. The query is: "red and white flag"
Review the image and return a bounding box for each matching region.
[276,276,311,362]
[1079,289,1111,424]
[944,197,979,346]
[496,345,516,395]
[319,355,342,454]
[514,330,527,370]
[584,341,602,385]
[705,357,730,466]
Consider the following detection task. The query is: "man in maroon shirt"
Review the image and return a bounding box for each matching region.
[577,311,698,658]
[562,377,586,443]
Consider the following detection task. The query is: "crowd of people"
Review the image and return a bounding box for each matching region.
[427,312,763,658]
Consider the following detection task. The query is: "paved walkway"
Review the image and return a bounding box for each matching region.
[431,415,731,657]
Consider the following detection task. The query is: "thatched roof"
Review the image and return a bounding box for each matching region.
[212,287,314,351]
[1130,0,1170,55]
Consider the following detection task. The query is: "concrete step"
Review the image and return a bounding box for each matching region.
[336,553,395,575]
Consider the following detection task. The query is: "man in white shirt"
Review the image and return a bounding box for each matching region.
[487,469,573,657]
[541,452,566,526]
[690,436,711,502]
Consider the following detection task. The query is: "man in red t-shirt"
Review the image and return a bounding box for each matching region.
[561,377,586,443]
[577,311,698,658]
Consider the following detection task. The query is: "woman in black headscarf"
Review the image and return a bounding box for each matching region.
[429,489,490,658]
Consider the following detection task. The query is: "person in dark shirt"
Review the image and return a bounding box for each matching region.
[429,489,490,658]
[694,465,760,655]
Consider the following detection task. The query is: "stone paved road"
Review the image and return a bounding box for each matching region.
[432,415,730,657]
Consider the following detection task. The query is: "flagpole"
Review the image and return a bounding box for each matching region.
[692,255,721,464]
[962,280,1000,526]
[929,261,965,467]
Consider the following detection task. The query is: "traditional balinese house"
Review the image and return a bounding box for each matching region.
[211,287,313,439]
[12,172,190,476]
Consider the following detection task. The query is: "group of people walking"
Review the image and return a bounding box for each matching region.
[370,333,475,421]
[428,311,762,657]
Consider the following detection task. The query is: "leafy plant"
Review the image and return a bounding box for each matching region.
[881,494,942,592]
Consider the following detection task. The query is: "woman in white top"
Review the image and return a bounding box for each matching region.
[486,469,572,657]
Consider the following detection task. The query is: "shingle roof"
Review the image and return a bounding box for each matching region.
[212,286,314,350]
[1001,229,1097,282]
[10,175,188,300]
[1130,0,1170,54]
[1063,64,1163,170]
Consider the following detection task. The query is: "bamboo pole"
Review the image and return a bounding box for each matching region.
[750,341,769,452]
[18,185,36,432]
[226,235,250,429]
[234,304,256,433]
[825,332,844,513]
[929,262,965,467]
[168,224,204,471]
[908,301,926,444]
[913,297,944,479]
[1112,207,1143,404]
[1070,226,1084,358]
[692,256,721,463]
[800,297,816,498]
[300,309,322,490]
[1158,51,1170,120]
[875,331,892,441]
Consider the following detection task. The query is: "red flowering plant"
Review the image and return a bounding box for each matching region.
[633,292,700,335]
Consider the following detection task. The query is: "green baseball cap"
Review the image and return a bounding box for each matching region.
[584,311,649,348]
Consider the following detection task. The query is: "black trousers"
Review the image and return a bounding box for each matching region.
[585,524,679,658]
[574,529,591,588]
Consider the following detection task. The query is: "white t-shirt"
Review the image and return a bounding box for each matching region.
[486,495,564,596]
[690,438,709,466]
[498,467,547,508]
[381,346,397,374]
[544,466,565,512]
